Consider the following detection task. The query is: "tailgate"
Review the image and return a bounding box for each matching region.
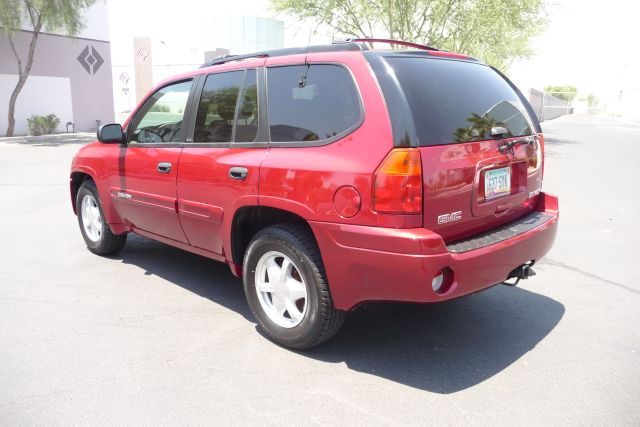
[365,53,544,242]
[420,136,543,242]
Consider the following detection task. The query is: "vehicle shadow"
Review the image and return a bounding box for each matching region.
[117,234,253,321]
[118,234,565,394]
[305,288,564,393]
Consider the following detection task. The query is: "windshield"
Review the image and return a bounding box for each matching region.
[380,57,534,146]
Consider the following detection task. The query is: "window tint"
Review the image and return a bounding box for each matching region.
[383,57,533,146]
[236,70,258,142]
[131,80,192,143]
[267,65,361,142]
[193,70,258,143]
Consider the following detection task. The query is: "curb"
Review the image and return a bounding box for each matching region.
[0,132,95,144]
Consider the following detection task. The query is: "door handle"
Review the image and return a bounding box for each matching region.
[157,162,172,173]
[229,166,248,180]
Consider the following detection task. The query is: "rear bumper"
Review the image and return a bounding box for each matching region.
[310,192,559,310]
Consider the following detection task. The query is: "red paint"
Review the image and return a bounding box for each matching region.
[420,135,544,242]
[176,147,266,255]
[311,192,558,309]
[333,186,361,218]
[70,44,559,310]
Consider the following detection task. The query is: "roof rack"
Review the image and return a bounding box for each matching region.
[199,43,365,69]
[197,39,463,70]
[200,52,270,69]
[337,38,440,51]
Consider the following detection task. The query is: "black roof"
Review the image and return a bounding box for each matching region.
[199,39,477,69]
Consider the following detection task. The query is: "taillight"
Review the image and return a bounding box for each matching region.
[373,148,422,214]
[528,134,544,172]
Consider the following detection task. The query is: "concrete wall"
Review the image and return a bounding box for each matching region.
[527,88,573,122]
[528,88,544,121]
[542,93,572,121]
[133,37,153,105]
[0,31,114,134]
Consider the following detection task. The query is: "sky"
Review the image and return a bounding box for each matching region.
[106,0,640,100]
[508,0,640,98]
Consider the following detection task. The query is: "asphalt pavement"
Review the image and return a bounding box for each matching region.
[0,115,638,425]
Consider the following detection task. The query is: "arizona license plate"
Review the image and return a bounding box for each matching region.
[485,167,511,200]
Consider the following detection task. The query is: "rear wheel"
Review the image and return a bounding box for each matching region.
[76,181,127,255]
[243,224,345,349]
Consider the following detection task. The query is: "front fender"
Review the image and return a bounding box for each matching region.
[69,142,126,227]
[69,165,98,214]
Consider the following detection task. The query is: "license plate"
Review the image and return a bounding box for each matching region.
[485,167,511,200]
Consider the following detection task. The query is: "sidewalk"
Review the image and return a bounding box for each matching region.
[0,132,95,146]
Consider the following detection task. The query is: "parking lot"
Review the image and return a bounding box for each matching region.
[1,114,638,424]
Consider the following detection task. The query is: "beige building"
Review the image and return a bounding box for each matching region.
[0,2,114,135]
[111,16,284,117]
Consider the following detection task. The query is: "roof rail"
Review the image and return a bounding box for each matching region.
[200,52,269,69]
[338,38,440,52]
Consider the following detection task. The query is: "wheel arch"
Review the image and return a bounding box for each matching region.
[230,205,315,265]
[70,170,97,214]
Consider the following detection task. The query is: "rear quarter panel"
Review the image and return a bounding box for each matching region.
[259,51,420,228]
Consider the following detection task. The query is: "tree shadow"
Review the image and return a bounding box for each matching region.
[544,136,579,146]
[116,234,565,394]
[541,132,580,159]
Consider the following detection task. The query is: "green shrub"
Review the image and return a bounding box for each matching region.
[26,114,61,136]
[149,104,170,113]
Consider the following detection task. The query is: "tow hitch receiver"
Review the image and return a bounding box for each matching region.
[500,261,536,287]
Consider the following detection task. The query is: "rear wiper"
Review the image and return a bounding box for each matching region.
[498,135,537,154]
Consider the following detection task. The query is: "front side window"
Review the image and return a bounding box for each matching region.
[193,69,258,143]
[267,65,361,143]
[130,80,192,143]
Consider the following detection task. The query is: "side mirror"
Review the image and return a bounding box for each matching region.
[97,123,126,143]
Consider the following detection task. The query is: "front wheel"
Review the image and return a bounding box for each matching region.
[243,224,345,349]
[76,180,127,255]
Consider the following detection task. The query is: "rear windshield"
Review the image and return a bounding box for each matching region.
[381,57,533,146]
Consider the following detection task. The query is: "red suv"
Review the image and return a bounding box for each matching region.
[70,39,558,349]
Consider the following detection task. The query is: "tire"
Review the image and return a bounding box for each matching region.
[243,224,345,349]
[76,180,127,255]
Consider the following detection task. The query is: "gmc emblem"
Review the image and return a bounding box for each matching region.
[437,211,462,224]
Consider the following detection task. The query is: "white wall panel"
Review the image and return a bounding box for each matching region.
[0,75,73,135]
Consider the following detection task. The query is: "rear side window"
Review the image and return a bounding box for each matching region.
[267,65,361,143]
[381,57,533,146]
[194,69,258,143]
